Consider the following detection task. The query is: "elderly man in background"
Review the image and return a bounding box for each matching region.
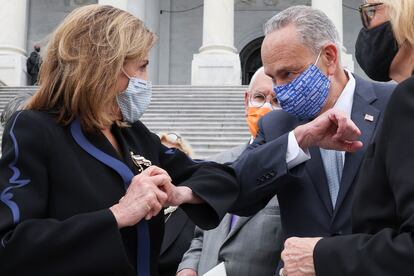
[231,5,395,275]
[176,68,284,276]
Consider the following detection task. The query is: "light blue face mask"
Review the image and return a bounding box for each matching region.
[273,51,330,120]
[117,70,152,123]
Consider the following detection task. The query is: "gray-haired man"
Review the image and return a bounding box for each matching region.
[231,5,395,275]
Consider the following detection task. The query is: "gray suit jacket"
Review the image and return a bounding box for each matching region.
[177,196,282,276]
[178,144,283,276]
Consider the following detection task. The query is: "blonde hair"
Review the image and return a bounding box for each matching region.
[382,0,414,45]
[27,4,156,131]
[158,132,194,157]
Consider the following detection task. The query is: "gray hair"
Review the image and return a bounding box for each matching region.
[264,5,341,57]
[1,91,34,127]
[248,67,265,90]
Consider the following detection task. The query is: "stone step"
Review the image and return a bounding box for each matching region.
[142,117,246,122]
[144,109,245,114]
[144,122,247,127]
[184,137,248,143]
[0,86,250,158]
[157,131,249,137]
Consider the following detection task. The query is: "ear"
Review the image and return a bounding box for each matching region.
[244,91,249,113]
[322,43,339,76]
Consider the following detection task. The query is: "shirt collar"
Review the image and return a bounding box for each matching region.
[332,69,356,117]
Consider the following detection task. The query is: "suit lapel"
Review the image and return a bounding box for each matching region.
[333,77,380,216]
[306,147,333,216]
[160,208,189,254]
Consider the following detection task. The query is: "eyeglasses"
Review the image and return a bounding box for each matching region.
[359,2,383,29]
[165,133,181,143]
[248,92,279,110]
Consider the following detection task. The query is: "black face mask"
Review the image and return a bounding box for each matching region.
[355,21,399,81]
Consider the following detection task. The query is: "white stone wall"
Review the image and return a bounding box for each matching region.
[23,0,368,85]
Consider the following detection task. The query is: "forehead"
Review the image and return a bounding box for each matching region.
[261,25,314,74]
[249,73,274,95]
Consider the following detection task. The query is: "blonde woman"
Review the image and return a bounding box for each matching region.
[280,1,414,275]
[0,5,238,275]
[355,0,414,82]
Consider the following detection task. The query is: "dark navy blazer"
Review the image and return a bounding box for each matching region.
[232,74,395,240]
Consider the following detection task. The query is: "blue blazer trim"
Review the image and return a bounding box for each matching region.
[70,119,150,276]
[0,111,31,226]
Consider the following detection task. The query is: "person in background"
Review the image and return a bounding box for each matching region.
[158,133,194,157]
[26,44,41,85]
[355,0,413,83]
[0,91,34,127]
[281,1,414,275]
[176,67,284,276]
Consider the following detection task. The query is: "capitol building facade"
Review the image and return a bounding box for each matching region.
[0,0,364,87]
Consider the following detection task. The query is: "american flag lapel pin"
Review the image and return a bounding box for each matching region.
[364,114,374,122]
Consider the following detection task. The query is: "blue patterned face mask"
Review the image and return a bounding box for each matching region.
[273,51,330,120]
[117,70,152,123]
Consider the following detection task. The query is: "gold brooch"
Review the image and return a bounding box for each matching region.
[130,151,152,173]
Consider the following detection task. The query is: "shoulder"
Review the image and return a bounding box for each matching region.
[127,120,161,146]
[260,109,298,133]
[353,74,395,105]
[5,110,56,132]
[386,76,414,113]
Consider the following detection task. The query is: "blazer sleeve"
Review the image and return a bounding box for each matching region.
[0,112,133,275]
[230,117,307,216]
[314,77,414,276]
[157,136,239,230]
[177,226,205,272]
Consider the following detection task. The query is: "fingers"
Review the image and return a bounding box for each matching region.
[145,191,163,220]
[143,165,171,180]
[331,112,361,141]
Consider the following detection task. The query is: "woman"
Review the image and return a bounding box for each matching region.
[280,0,414,275]
[0,5,238,275]
[355,0,414,82]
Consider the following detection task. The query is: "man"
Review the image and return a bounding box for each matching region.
[176,68,284,276]
[26,44,41,85]
[231,5,395,274]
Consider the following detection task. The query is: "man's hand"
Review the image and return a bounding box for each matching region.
[294,109,363,152]
[176,268,198,276]
[281,237,322,276]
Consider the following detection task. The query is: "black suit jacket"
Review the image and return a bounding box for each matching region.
[158,208,195,276]
[314,77,414,275]
[231,75,394,240]
[0,110,239,276]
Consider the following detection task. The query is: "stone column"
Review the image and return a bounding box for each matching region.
[191,0,241,85]
[99,0,160,84]
[0,0,29,86]
[312,0,354,72]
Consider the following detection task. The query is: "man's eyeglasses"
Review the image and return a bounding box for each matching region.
[248,92,279,110]
[359,2,383,29]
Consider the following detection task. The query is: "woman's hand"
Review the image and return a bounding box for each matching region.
[110,166,171,228]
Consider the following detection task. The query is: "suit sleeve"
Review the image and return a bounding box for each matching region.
[157,136,239,230]
[314,77,414,276]
[0,112,133,275]
[177,226,205,272]
[230,117,307,216]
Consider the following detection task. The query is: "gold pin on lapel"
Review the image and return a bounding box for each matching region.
[364,114,374,122]
[130,151,152,173]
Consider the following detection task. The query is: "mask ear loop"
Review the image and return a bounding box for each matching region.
[315,49,332,81]
[314,49,323,65]
[122,68,132,79]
